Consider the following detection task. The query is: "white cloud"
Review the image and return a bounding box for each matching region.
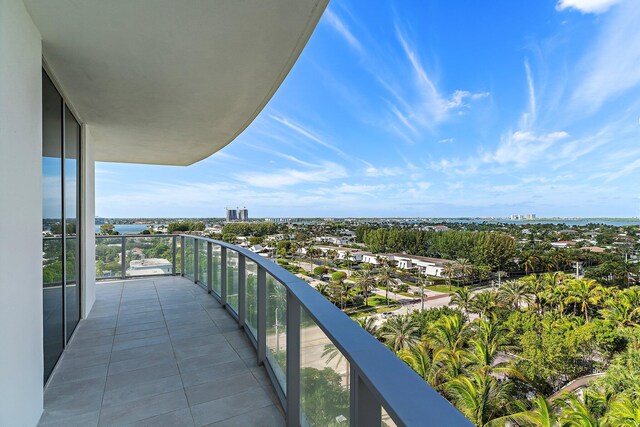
[486,131,569,166]
[234,161,347,189]
[323,8,363,53]
[570,1,640,112]
[447,90,490,109]
[391,26,490,131]
[556,0,622,14]
[269,115,348,158]
[363,164,403,177]
[593,156,640,182]
[438,137,455,144]
[514,59,539,130]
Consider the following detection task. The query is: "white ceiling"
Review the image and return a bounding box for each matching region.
[25,0,328,165]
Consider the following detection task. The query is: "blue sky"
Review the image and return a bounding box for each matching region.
[96,0,640,218]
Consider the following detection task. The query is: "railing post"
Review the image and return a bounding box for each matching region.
[221,247,227,306]
[180,236,185,276]
[172,235,177,276]
[120,236,126,279]
[350,370,381,427]
[193,239,199,284]
[238,254,246,327]
[207,242,213,294]
[257,266,267,364]
[286,292,301,427]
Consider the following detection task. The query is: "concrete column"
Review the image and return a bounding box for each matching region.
[0,0,44,424]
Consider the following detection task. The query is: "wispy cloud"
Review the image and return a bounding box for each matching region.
[486,131,569,166]
[323,8,363,53]
[234,160,347,189]
[387,25,489,133]
[269,115,348,158]
[556,0,622,14]
[362,162,403,177]
[570,1,640,113]
[521,59,537,129]
[592,156,640,182]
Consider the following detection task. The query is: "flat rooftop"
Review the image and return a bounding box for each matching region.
[39,277,283,426]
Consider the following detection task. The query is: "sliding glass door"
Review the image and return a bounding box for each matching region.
[42,70,82,383]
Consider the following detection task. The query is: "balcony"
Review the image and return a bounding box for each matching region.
[41,235,471,426]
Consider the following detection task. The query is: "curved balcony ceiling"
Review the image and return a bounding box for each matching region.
[25,0,328,165]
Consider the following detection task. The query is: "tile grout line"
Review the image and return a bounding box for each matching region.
[96,281,124,427]
[154,278,198,427]
[194,280,286,424]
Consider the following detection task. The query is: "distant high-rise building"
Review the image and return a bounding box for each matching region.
[226,207,237,222]
[238,207,248,221]
[226,207,248,222]
[527,213,536,220]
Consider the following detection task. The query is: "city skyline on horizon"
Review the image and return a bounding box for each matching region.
[93,0,640,219]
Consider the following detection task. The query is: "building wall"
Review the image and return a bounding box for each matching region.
[82,126,96,317]
[0,0,44,424]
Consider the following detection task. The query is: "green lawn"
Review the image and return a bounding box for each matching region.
[425,284,462,293]
[397,291,416,298]
[348,304,401,318]
[368,294,397,306]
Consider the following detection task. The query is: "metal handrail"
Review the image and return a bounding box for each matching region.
[184,235,470,427]
[93,233,470,426]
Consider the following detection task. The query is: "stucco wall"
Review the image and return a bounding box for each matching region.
[0,0,44,424]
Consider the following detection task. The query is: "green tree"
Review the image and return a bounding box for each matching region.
[450,287,474,313]
[99,223,117,235]
[377,266,395,306]
[380,315,420,353]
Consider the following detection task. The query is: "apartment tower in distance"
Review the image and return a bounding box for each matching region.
[226,206,249,222]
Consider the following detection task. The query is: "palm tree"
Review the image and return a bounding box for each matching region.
[600,300,640,327]
[450,287,474,313]
[556,392,604,427]
[521,253,541,276]
[455,258,473,286]
[380,315,420,353]
[605,394,640,426]
[564,278,604,322]
[425,313,467,352]
[316,282,331,299]
[322,343,350,391]
[327,249,338,266]
[497,280,532,310]
[470,291,499,319]
[377,266,395,306]
[442,261,457,291]
[344,250,352,275]
[353,269,376,307]
[488,395,558,427]
[356,316,379,338]
[398,343,438,385]
[446,370,513,427]
[521,275,545,313]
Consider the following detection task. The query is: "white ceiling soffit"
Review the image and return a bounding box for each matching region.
[25,0,329,165]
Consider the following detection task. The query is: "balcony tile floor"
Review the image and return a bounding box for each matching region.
[38,277,284,427]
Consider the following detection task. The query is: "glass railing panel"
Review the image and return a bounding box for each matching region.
[245,259,258,339]
[300,308,350,426]
[266,274,287,392]
[175,236,181,275]
[381,407,398,426]
[212,244,221,296]
[226,250,239,311]
[124,236,174,278]
[184,237,195,280]
[95,237,123,280]
[197,239,208,287]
